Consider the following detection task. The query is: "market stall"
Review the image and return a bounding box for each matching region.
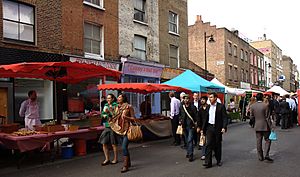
[0,61,121,166]
[97,83,191,139]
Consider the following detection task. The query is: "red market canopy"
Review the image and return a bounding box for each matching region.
[97,83,191,94]
[0,61,121,84]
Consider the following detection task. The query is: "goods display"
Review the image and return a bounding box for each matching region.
[11,130,44,136]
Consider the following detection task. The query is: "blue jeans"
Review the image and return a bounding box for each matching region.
[201,145,207,156]
[122,135,129,156]
[184,128,195,156]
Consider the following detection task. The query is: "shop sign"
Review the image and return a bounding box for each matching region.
[122,62,163,78]
[240,82,251,89]
[161,68,184,80]
[70,57,119,71]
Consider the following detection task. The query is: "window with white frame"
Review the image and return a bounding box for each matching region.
[169,45,179,68]
[84,0,103,8]
[169,11,178,34]
[134,0,146,22]
[84,23,102,58]
[234,67,238,81]
[134,35,146,60]
[2,0,35,43]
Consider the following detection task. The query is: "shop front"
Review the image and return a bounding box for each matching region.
[67,57,120,115]
[121,57,164,118]
[0,47,67,123]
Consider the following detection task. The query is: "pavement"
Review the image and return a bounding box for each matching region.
[1,121,300,177]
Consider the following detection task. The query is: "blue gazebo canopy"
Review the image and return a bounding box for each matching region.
[163,70,225,93]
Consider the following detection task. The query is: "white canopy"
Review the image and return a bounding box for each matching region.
[266,85,290,96]
[211,78,246,95]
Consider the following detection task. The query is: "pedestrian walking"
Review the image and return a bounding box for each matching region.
[109,93,140,173]
[179,94,198,162]
[197,96,209,160]
[169,92,181,146]
[250,93,274,162]
[202,92,228,168]
[279,96,290,129]
[98,94,119,166]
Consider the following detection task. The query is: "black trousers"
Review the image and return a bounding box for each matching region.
[171,114,181,144]
[205,124,222,165]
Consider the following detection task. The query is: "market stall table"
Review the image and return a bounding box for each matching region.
[0,126,104,168]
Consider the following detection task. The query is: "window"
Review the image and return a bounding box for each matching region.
[234,67,238,81]
[229,65,233,80]
[169,11,178,34]
[134,0,146,22]
[134,35,146,60]
[250,52,253,65]
[246,70,249,82]
[250,69,254,84]
[245,51,248,62]
[169,45,179,68]
[253,55,257,66]
[15,79,53,121]
[84,0,103,8]
[241,69,244,82]
[233,45,237,57]
[240,49,244,60]
[2,0,35,43]
[84,23,102,58]
[228,42,232,55]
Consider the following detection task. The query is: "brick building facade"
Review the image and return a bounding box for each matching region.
[0,0,119,122]
[189,16,265,90]
[158,0,188,69]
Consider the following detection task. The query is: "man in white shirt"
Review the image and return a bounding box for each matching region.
[286,94,296,127]
[202,92,228,168]
[193,93,200,110]
[169,92,181,146]
[19,90,41,130]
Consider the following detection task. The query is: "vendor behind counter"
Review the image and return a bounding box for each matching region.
[140,95,152,117]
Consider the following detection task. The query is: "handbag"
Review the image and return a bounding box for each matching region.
[176,125,183,135]
[269,131,277,141]
[127,123,143,141]
[199,133,206,146]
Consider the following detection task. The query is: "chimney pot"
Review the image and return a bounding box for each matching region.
[196,15,202,23]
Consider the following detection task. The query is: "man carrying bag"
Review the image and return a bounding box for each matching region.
[179,94,198,162]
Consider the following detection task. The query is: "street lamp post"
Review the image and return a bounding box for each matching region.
[204,32,215,79]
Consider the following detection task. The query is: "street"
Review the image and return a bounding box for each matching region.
[1,123,300,177]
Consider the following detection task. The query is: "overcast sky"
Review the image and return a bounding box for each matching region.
[188,0,299,70]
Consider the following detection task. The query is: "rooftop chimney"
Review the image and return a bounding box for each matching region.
[196,15,202,23]
[263,34,267,40]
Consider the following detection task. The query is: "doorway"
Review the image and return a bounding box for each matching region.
[0,88,8,124]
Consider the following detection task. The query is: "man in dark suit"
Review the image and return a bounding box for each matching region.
[202,92,228,168]
[250,93,273,162]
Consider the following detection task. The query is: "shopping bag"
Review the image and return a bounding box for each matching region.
[269,131,277,141]
[199,133,206,146]
[176,125,183,135]
[127,123,143,141]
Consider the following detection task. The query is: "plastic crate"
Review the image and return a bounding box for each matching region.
[0,123,20,133]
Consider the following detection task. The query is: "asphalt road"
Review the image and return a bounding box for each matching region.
[1,123,300,177]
